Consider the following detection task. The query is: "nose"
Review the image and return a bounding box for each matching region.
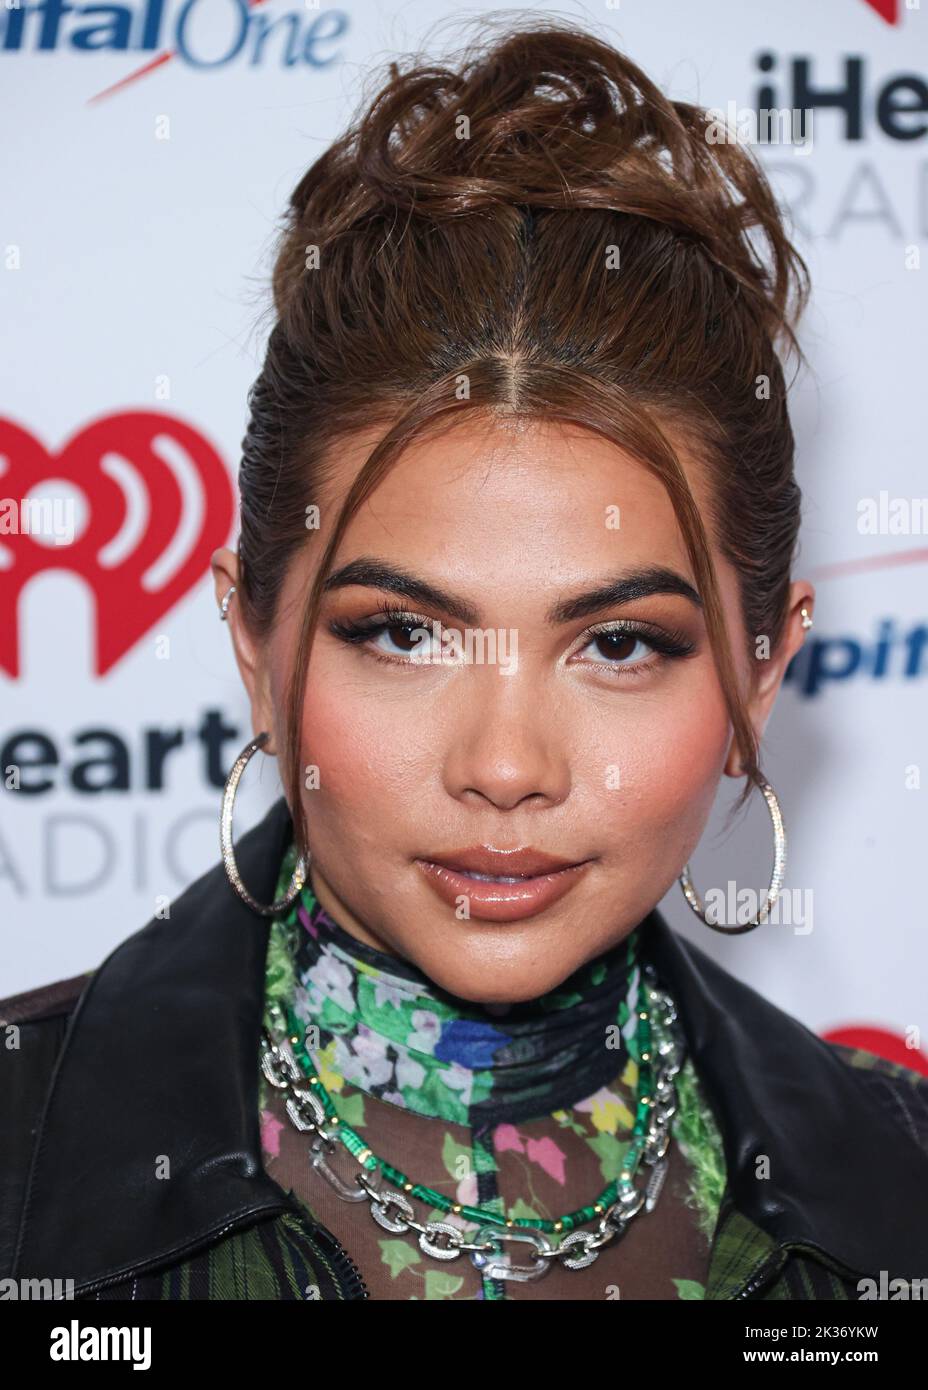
[440,665,571,812]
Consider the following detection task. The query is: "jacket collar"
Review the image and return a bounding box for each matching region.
[14,795,928,1293]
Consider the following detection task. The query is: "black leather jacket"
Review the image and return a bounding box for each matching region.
[3,794,927,1300]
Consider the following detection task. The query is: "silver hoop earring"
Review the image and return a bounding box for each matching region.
[678,779,786,935]
[220,731,309,916]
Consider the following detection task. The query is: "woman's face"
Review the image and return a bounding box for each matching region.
[217,417,810,1003]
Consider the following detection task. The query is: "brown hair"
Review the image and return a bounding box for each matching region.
[236,15,811,863]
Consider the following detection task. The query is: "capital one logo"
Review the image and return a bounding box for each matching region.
[0,411,235,677]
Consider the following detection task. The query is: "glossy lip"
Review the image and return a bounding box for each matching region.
[414,846,594,923]
[422,845,582,877]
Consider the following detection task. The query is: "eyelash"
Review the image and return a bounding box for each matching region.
[328,604,697,678]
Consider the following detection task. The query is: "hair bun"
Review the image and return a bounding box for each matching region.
[281,18,807,352]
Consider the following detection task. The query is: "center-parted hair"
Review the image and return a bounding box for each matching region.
[236,16,811,859]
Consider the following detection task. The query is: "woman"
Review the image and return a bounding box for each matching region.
[3,20,927,1303]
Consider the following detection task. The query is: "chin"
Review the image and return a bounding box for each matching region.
[413,946,578,1008]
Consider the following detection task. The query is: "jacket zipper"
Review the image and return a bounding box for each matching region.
[733,1250,785,1299]
[305,1220,370,1300]
[74,1197,370,1301]
[72,1198,294,1299]
[732,1242,865,1300]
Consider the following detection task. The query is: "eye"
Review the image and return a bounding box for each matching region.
[328,607,445,666]
[576,626,655,668]
[369,618,441,662]
[330,608,697,675]
[571,621,696,676]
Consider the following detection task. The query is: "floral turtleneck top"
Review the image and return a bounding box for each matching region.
[258,844,727,1301]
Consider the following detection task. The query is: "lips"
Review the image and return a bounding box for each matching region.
[414,845,593,923]
[424,845,583,876]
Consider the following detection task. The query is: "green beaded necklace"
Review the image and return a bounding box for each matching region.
[264,959,671,1238]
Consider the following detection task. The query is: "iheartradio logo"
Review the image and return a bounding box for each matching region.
[0,411,235,678]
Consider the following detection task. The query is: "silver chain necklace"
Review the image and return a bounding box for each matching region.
[260,965,685,1283]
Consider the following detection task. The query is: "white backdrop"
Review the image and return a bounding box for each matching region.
[2,0,926,1074]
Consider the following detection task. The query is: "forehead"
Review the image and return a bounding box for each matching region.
[316,415,715,588]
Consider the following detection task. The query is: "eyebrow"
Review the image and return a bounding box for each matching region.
[322,558,702,625]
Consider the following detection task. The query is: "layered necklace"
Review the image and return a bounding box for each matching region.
[260,872,686,1284]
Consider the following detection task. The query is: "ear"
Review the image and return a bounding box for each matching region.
[210,547,279,756]
[723,580,815,777]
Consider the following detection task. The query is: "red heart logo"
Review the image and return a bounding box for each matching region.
[860,0,899,23]
[822,1024,928,1075]
[0,411,236,677]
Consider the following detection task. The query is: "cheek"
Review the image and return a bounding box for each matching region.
[298,674,428,811]
[579,676,731,834]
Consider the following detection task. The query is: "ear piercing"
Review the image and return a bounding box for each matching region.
[219,586,236,621]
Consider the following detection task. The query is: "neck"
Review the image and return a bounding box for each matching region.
[279,869,644,1128]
